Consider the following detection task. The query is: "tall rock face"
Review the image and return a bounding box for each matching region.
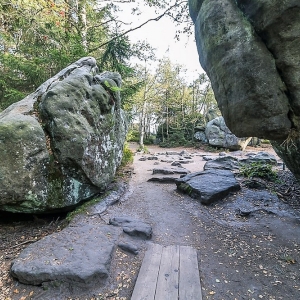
[189,0,300,180]
[0,57,127,213]
[189,0,300,139]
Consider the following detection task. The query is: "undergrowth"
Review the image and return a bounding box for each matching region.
[239,162,278,181]
[121,143,134,166]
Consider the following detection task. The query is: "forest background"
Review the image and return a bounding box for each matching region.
[0,0,219,148]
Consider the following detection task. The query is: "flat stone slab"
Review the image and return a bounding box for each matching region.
[11,224,119,286]
[175,169,240,204]
[204,156,240,171]
[148,176,179,183]
[109,216,152,239]
[152,167,190,175]
[240,151,277,165]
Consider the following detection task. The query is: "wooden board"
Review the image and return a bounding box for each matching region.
[131,243,163,300]
[155,245,180,300]
[131,244,202,300]
[179,246,202,300]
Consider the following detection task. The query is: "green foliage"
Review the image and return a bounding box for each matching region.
[103,80,122,93]
[126,130,140,143]
[121,143,134,166]
[144,135,156,145]
[239,162,278,181]
[159,130,189,148]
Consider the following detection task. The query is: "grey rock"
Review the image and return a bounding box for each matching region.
[240,152,277,165]
[10,224,119,286]
[176,169,240,204]
[194,131,208,143]
[205,117,252,150]
[202,156,215,161]
[204,156,240,171]
[166,151,181,155]
[118,243,139,255]
[160,159,174,163]
[175,160,194,164]
[89,183,127,215]
[205,109,220,123]
[243,179,267,190]
[180,150,190,156]
[152,167,190,175]
[272,138,300,181]
[109,216,152,239]
[219,152,227,156]
[139,157,147,161]
[147,156,158,160]
[171,161,182,167]
[148,176,179,183]
[189,0,292,140]
[0,57,127,213]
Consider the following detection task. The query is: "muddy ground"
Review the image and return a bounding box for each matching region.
[1,143,300,300]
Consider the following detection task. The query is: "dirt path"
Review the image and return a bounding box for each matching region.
[1,144,300,300]
[107,145,300,300]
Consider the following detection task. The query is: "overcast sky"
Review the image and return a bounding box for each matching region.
[118,3,204,82]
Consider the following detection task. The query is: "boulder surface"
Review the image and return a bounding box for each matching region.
[189,0,300,180]
[189,0,293,140]
[205,116,251,150]
[175,169,240,204]
[10,224,119,285]
[0,57,127,213]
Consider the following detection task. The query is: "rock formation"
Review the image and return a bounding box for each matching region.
[189,0,300,179]
[205,116,251,150]
[0,57,127,213]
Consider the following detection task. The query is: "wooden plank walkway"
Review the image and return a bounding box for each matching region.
[131,244,202,300]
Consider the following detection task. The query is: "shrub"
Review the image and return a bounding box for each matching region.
[121,143,134,166]
[239,162,278,181]
[126,130,139,143]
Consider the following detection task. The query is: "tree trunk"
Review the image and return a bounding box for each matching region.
[78,1,88,51]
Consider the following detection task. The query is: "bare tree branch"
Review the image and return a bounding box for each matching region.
[88,1,187,54]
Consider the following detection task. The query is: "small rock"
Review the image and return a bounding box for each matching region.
[166,151,181,155]
[171,162,182,167]
[203,156,215,161]
[240,152,277,165]
[148,176,179,183]
[243,179,267,190]
[109,217,152,239]
[118,243,139,255]
[147,156,158,160]
[152,167,190,175]
[139,157,147,161]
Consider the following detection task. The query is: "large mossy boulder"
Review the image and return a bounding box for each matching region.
[189,0,300,181]
[0,57,127,213]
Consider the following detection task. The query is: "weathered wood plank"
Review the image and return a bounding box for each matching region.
[179,246,202,300]
[131,243,163,300]
[155,245,180,300]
